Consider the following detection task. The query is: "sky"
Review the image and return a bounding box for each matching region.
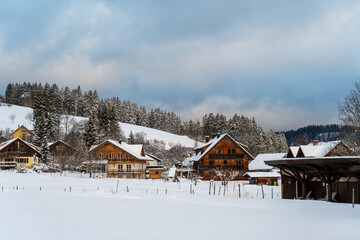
[0,0,359,131]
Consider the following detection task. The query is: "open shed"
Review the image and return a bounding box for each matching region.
[266,156,360,203]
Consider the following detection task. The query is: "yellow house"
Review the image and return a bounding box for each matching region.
[11,125,34,143]
[0,138,41,168]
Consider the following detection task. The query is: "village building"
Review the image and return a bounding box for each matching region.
[0,138,41,168]
[266,140,360,203]
[48,140,77,164]
[185,133,253,180]
[89,139,164,179]
[10,125,34,143]
[246,152,286,185]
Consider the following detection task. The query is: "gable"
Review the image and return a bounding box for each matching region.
[0,138,41,157]
[325,142,354,157]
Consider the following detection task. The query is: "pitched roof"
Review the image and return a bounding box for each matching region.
[0,138,41,156]
[186,133,253,162]
[89,140,153,161]
[48,140,77,151]
[10,125,32,136]
[249,153,286,171]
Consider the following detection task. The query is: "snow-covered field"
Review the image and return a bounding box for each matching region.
[0,171,359,240]
[0,103,198,148]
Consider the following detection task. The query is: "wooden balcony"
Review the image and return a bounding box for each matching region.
[0,161,18,168]
[195,165,245,171]
[107,158,133,163]
[108,169,146,174]
[208,154,245,159]
[0,151,23,157]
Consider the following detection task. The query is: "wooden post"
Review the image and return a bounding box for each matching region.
[302,182,306,199]
[218,186,221,195]
[166,189,167,194]
[271,187,273,199]
[209,182,211,195]
[295,181,298,199]
[116,180,119,194]
[213,183,216,195]
[156,188,158,194]
[238,184,241,198]
[326,183,332,202]
[190,184,192,194]
[352,188,355,208]
[64,188,66,192]
[1,186,3,191]
[40,186,41,191]
[70,186,71,192]
[127,186,129,193]
[261,184,264,199]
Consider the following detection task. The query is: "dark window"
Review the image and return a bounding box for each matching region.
[239,154,244,158]
[209,171,215,177]
[232,149,236,154]
[155,171,159,175]
[127,164,131,171]
[228,149,231,154]
[209,161,214,165]
[224,160,227,165]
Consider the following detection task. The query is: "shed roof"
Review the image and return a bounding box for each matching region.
[249,153,286,171]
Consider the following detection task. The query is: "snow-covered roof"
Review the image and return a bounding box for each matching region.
[289,146,299,157]
[0,138,41,155]
[89,140,153,161]
[297,141,341,158]
[245,171,281,178]
[249,153,286,171]
[187,133,253,162]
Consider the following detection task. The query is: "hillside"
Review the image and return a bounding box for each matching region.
[0,103,198,149]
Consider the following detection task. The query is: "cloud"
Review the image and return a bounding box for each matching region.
[0,0,359,130]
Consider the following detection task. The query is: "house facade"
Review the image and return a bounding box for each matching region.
[48,140,77,164]
[89,140,164,179]
[0,138,41,168]
[11,125,34,143]
[186,133,254,180]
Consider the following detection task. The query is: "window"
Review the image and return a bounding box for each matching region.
[209,161,214,165]
[155,171,159,175]
[215,149,219,154]
[126,164,131,172]
[118,153,123,160]
[99,153,104,159]
[126,153,131,160]
[228,149,231,154]
[224,160,227,165]
[118,165,123,171]
[220,149,223,154]
[232,149,236,154]
[239,154,244,158]
[109,153,114,160]
[209,171,215,177]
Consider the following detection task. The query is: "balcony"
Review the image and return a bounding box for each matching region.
[195,165,245,171]
[107,158,133,163]
[0,161,18,168]
[208,154,245,159]
[108,169,146,174]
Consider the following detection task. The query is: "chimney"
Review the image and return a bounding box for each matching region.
[313,140,318,146]
[217,132,220,138]
[205,136,210,142]
[117,139,122,144]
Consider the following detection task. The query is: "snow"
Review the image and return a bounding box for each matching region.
[0,171,359,240]
[249,153,286,171]
[245,171,281,178]
[0,103,198,149]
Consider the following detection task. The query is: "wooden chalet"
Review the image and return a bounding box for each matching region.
[48,140,77,164]
[0,138,41,168]
[11,125,34,143]
[89,139,164,179]
[266,140,360,203]
[185,133,253,180]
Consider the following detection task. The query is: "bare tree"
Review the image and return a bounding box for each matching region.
[213,166,240,196]
[25,112,33,124]
[338,80,360,152]
[9,114,16,123]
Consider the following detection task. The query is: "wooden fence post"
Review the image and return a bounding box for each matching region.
[296,181,299,199]
[116,180,119,194]
[271,188,273,199]
[209,182,211,195]
[70,186,71,192]
[213,183,216,195]
[353,188,355,208]
[261,185,264,199]
[238,184,241,198]
[190,184,192,194]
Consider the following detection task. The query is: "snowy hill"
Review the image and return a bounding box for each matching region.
[0,103,198,149]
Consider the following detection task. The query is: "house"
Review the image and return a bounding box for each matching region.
[185,133,254,180]
[89,139,164,179]
[0,138,41,168]
[246,152,286,185]
[265,140,360,203]
[10,125,34,143]
[48,140,77,164]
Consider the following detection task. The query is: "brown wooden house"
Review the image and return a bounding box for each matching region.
[48,140,77,164]
[0,138,41,168]
[89,139,164,179]
[186,133,253,180]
